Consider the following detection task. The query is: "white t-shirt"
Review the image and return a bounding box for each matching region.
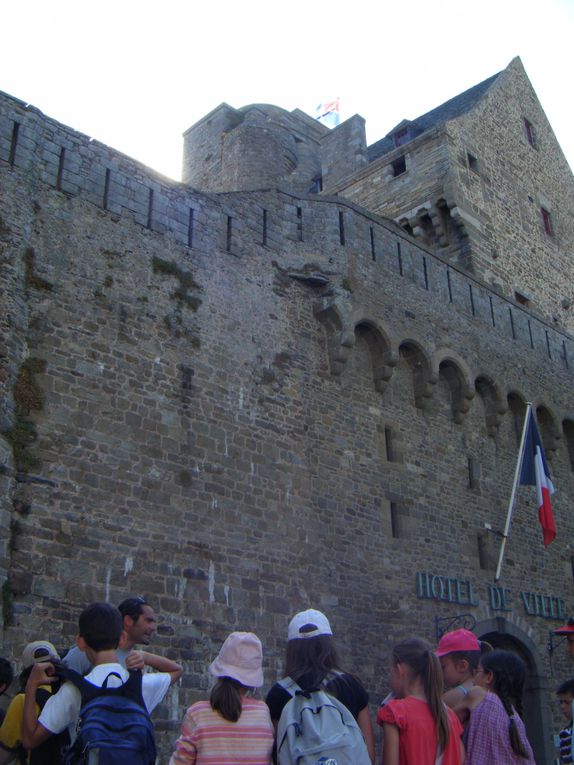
[39,662,171,735]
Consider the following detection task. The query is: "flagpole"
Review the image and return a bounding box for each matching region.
[494,403,532,582]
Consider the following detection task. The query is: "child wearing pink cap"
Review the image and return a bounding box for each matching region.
[169,632,273,765]
[435,629,482,709]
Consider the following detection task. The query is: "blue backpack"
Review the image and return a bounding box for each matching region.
[59,667,156,765]
[276,675,371,765]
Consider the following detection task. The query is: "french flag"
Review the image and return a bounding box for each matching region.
[518,408,556,547]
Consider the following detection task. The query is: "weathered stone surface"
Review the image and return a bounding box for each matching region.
[0,59,573,763]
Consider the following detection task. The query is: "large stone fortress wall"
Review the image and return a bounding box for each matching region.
[0,59,573,762]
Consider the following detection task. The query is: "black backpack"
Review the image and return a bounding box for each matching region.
[18,686,70,765]
[58,667,156,765]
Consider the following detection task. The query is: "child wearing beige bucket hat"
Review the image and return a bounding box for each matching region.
[169,632,273,765]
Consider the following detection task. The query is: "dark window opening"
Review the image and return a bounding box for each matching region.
[146,188,154,230]
[401,221,413,236]
[188,207,194,248]
[56,147,66,191]
[524,118,536,147]
[477,533,489,570]
[392,156,406,177]
[514,291,530,307]
[541,207,553,237]
[262,209,268,247]
[310,175,323,193]
[467,153,478,172]
[338,211,345,245]
[226,216,232,252]
[103,169,111,211]
[9,122,20,166]
[370,226,376,261]
[394,128,410,147]
[566,421,574,471]
[296,206,303,241]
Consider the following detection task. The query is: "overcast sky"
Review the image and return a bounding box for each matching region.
[1,0,573,181]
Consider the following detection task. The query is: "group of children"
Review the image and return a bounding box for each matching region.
[0,603,561,764]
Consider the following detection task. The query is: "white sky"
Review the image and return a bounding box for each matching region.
[1,0,573,181]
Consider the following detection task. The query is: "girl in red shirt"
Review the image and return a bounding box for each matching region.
[377,637,465,765]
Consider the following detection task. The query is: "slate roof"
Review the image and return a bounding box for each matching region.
[368,71,502,162]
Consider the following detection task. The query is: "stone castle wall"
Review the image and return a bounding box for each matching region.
[1,88,574,761]
[331,59,574,335]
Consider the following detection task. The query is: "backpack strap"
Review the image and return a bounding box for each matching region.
[57,664,146,709]
[277,676,303,697]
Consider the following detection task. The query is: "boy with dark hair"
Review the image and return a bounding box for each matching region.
[435,628,481,708]
[21,602,182,753]
[557,678,574,764]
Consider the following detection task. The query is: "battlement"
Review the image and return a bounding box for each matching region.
[1,89,572,373]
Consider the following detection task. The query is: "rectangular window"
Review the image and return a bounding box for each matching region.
[514,291,530,307]
[392,156,406,177]
[541,207,553,237]
[524,118,535,147]
[394,128,409,147]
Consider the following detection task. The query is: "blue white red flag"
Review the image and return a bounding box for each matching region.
[518,408,556,546]
[315,99,340,128]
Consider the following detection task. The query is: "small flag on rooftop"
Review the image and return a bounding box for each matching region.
[315,99,340,128]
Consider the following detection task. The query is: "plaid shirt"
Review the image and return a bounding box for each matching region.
[465,692,535,765]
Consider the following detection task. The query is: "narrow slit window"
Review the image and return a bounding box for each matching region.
[296,207,303,241]
[9,122,20,166]
[188,208,195,248]
[467,153,478,172]
[524,118,536,147]
[541,207,553,237]
[338,211,345,246]
[56,147,66,191]
[147,189,154,230]
[103,169,111,210]
[370,227,376,261]
[226,216,233,252]
[262,209,268,247]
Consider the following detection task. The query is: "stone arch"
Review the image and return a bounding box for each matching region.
[431,349,475,423]
[351,320,397,394]
[507,391,528,446]
[313,297,354,377]
[475,374,508,437]
[535,404,560,459]
[474,616,554,765]
[398,339,435,410]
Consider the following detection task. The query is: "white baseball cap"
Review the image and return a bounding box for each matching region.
[288,609,333,641]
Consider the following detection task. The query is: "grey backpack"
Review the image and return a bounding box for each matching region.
[276,676,371,765]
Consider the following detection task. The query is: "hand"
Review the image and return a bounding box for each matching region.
[26,661,58,689]
[125,650,145,671]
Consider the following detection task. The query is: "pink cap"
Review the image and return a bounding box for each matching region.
[435,629,479,657]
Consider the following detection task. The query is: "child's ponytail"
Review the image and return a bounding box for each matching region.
[393,637,450,752]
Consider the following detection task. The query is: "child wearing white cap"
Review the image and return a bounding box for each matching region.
[265,608,375,763]
[169,631,273,765]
